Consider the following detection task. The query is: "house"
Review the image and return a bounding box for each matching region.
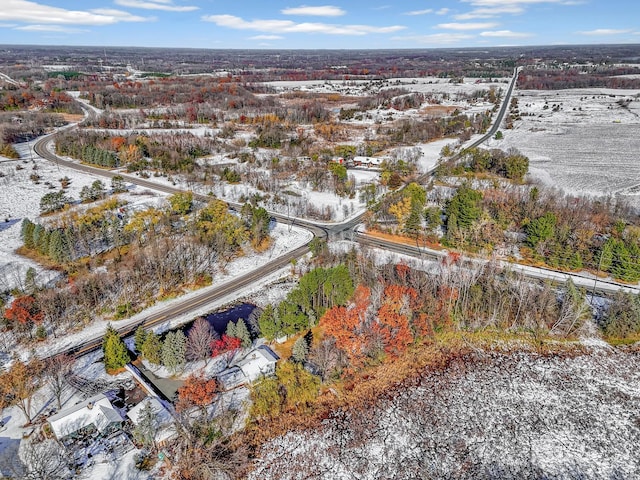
[217,345,279,390]
[126,396,177,446]
[352,156,384,168]
[48,393,122,441]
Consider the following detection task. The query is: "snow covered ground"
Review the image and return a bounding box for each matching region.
[0,140,117,290]
[493,88,640,207]
[251,348,640,480]
[0,136,312,361]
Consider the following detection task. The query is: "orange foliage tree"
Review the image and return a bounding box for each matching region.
[176,374,218,412]
[321,285,370,366]
[375,285,416,357]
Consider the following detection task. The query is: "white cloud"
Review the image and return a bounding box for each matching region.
[90,8,155,21]
[249,34,284,40]
[578,28,632,35]
[114,0,198,12]
[404,9,433,16]
[202,14,405,36]
[464,0,572,5]
[392,33,473,44]
[437,22,499,30]
[15,24,88,33]
[0,1,152,25]
[436,8,450,15]
[480,29,532,38]
[281,5,346,16]
[454,6,524,19]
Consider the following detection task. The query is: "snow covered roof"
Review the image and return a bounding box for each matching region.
[353,156,384,165]
[48,393,122,440]
[217,366,246,391]
[217,345,279,390]
[126,396,176,444]
[235,345,279,383]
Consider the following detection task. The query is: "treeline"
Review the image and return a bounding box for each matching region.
[378,110,492,146]
[372,147,640,283]
[441,147,529,182]
[0,87,81,114]
[0,112,68,143]
[55,130,216,173]
[22,197,127,262]
[81,77,272,110]
[518,68,640,90]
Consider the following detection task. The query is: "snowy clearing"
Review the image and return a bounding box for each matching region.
[494,88,640,207]
[252,348,640,480]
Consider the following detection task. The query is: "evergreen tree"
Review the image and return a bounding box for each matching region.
[403,203,422,238]
[32,224,45,251]
[291,336,309,363]
[111,175,127,193]
[37,229,50,255]
[141,332,162,365]
[162,331,187,374]
[24,267,37,294]
[133,400,160,450]
[134,325,148,353]
[21,219,35,249]
[235,318,252,348]
[91,180,106,200]
[40,190,72,214]
[225,320,237,339]
[47,229,67,262]
[525,212,557,248]
[446,185,482,230]
[258,304,281,342]
[103,324,130,373]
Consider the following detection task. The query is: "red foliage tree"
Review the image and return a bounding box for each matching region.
[176,374,218,412]
[211,334,241,359]
[4,296,44,338]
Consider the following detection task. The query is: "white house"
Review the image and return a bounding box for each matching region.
[126,396,176,445]
[48,393,122,441]
[217,345,279,391]
[352,156,384,168]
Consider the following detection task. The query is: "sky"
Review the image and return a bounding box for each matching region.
[0,0,638,49]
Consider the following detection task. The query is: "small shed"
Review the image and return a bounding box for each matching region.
[48,393,122,441]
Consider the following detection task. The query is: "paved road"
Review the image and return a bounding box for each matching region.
[356,230,640,296]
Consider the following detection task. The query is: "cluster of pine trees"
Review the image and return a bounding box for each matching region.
[257,265,354,341]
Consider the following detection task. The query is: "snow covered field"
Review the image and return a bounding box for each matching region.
[252,348,640,480]
[494,88,640,207]
[0,140,115,290]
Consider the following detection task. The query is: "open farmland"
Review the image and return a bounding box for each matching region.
[497,88,640,207]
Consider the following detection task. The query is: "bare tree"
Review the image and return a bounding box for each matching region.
[186,317,216,364]
[16,438,68,480]
[43,354,74,410]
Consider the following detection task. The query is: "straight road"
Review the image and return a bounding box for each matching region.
[355,230,640,296]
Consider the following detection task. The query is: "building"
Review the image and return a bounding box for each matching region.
[217,345,279,391]
[48,393,122,441]
[352,156,384,168]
